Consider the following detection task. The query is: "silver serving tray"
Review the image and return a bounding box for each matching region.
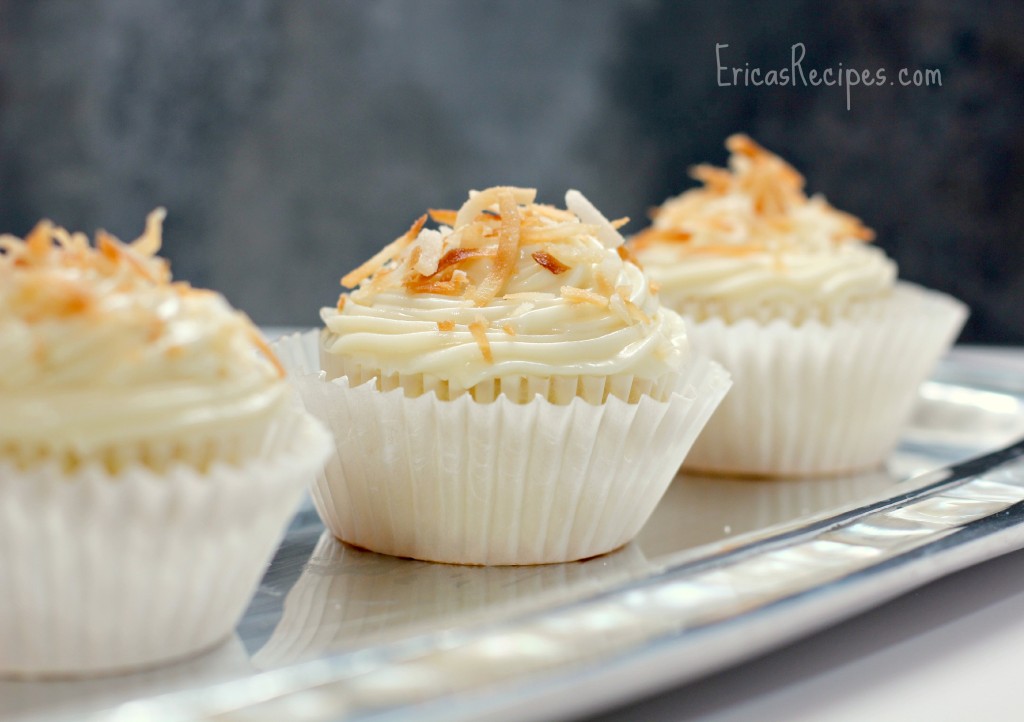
[4,350,1024,722]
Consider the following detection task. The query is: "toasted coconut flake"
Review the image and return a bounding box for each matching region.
[690,164,734,193]
[834,208,876,241]
[344,187,645,310]
[616,244,643,270]
[132,207,166,256]
[468,189,521,305]
[649,279,661,294]
[437,319,456,332]
[565,189,625,248]
[407,279,463,296]
[610,216,630,230]
[432,246,495,277]
[468,315,493,363]
[97,230,120,263]
[341,214,426,289]
[337,293,347,311]
[616,286,651,324]
[24,220,55,260]
[531,250,569,275]
[561,285,609,307]
[247,327,286,378]
[530,203,576,222]
[593,266,615,298]
[12,277,94,321]
[368,267,395,295]
[455,187,536,229]
[50,227,90,252]
[408,268,471,296]
[646,135,874,248]
[122,246,162,283]
[428,208,458,226]
[412,229,445,276]
[501,323,517,336]
[726,133,765,158]
[630,228,692,250]
[407,246,422,274]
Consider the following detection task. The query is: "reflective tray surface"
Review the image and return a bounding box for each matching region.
[4,350,1024,722]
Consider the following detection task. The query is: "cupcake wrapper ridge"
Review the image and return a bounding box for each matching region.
[680,283,968,477]
[0,409,332,678]
[276,331,731,566]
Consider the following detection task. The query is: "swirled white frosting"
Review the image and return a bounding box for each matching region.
[0,212,286,456]
[321,188,688,395]
[632,135,897,323]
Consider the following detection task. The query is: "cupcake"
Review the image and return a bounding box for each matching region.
[276,186,731,565]
[0,212,331,677]
[631,135,968,477]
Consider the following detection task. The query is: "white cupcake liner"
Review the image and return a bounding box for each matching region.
[253,531,653,669]
[275,331,731,565]
[0,408,332,678]
[680,282,968,477]
[322,354,682,404]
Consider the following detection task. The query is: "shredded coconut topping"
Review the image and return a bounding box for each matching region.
[0,210,290,462]
[632,134,874,254]
[629,135,897,324]
[337,186,646,317]
[322,187,690,390]
[0,209,283,377]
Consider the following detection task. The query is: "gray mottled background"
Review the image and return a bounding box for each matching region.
[1,0,1021,341]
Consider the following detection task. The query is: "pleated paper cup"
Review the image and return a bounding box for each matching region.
[680,282,968,477]
[275,331,731,566]
[253,531,652,668]
[0,408,331,679]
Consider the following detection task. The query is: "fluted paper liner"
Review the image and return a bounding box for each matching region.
[681,283,968,477]
[0,409,331,678]
[275,331,731,565]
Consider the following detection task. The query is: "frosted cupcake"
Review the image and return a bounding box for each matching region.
[0,212,331,677]
[276,186,730,565]
[631,135,968,476]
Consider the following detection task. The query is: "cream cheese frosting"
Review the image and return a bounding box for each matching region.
[0,211,287,459]
[320,187,689,397]
[631,135,897,323]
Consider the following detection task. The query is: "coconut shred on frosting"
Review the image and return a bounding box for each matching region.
[0,211,287,459]
[320,187,689,401]
[631,135,897,324]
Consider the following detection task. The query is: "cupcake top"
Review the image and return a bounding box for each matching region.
[631,135,897,323]
[0,211,286,459]
[321,186,688,392]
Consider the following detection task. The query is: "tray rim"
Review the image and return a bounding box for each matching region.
[58,346,1024,722]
